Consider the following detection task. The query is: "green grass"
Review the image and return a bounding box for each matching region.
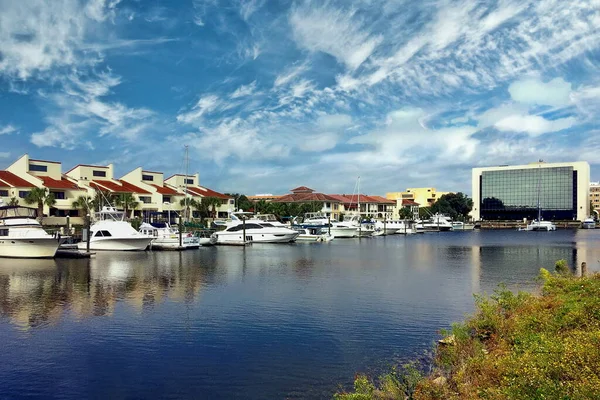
[335,265,600,399]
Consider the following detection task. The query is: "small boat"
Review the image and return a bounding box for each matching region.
[293,227,333,242]
[77,207,154,251]
[0,202,62,258]
[451,221,476,231]
[301,212,358,238]
[139,221,200,250]
[582,218,596,229]
[415,214,453,232]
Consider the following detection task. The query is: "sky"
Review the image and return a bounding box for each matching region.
[0,0,599,196]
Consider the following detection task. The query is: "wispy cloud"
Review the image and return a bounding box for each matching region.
[0,125,17,135]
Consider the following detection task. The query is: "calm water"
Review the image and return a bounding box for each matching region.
[1,230,600,399]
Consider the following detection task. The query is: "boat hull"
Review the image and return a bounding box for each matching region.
[582,223,596,229]
[214,232,299,244]
[0,238,60,258]
[150,237,200,250]
[330,227,357,238]
[77,237,153,251]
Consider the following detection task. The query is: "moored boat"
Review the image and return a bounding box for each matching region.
[139,221,200,250]
[212,213,299,244]
[582,218,596,229]
[0,203,62,258]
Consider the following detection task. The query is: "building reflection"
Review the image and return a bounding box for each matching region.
[0,251,221,331]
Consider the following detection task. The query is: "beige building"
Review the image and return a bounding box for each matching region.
[590,182,600,216]
[164,174,233,218]
[472,161,590,221]
[4,155,87,224]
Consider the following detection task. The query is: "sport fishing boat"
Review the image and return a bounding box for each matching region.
[139,221,201,250]
[212,213,299,244]
[0,202,62,258]
[77,207,154,251]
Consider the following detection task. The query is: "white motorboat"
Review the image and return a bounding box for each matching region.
[415,214,453,232]
[451,221,476,231]
[582,218,596,229]
[255,214,290,227]
[293,227,333,242]
[212,213,299,244]
[524,220,557,231]
[0,203,62,258]
[77,207,154,251]
[374,220,408,235]
[300,212,357,238]
[139,222,201,250]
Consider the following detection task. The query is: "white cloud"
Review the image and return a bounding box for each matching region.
[289,2,382,70]
[230,81,257,98]
[494,114,577,136]
[290,79,314,98]
[239,0,264,21]
[0,152,9,158]
[317,114,352,129]
[177,95,221,124]
[274,63,309,87]
[0,125,17,135]
[508,77,572,107]
[298,133,339,152]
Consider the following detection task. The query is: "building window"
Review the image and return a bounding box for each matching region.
[29,164,47,172]
[139,196,152,204]
[93,170,106,177]
[142,174,154,181]
[163,196,171,203]
[18,191,30,199]
[50,191,65,200]
[0,190,8,197]
[185,179,194,185]
[0,229,8,236]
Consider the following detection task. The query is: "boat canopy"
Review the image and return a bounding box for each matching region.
[0,206,37,219]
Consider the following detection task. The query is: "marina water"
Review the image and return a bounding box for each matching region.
[1,230,600,399]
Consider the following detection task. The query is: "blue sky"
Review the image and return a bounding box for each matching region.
[0,0,599,196]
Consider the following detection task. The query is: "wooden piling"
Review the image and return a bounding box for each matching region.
[581,262,587,277]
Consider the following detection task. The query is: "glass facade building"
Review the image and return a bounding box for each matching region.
[472,162,590,221]
[480,167,576,220]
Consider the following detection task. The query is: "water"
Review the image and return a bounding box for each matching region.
[1,230,599,399]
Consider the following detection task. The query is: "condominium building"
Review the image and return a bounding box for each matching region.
[590,182,600,215]
[386,187,451,208]
[472,161,590,221]
[164,174,234,218]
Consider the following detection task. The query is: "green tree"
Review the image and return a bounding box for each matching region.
[398,206,413,219]
[431,192,474,220]
[192,198,210,224]
[201,197,223,219]
[24,187,56,222]
[8,197,19,206]
[114,193,139,219]
[179,197,197,220]
[254,199,270,214]
[72,195,95,217]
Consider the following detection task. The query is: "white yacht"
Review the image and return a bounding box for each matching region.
[77,207,154,251]
[300,212,357,238]
[0,203,62,258]
[415,214,453,232]
[212,213,299,244]
[255,214,290,228]
[524,220,557,231]
[582,218,596,229]
[139,221,202,250]
[374,220,408,235]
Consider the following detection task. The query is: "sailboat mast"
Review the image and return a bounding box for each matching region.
[537,160,542,221]
[357,176,360,217]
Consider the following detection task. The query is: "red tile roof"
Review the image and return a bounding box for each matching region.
[290,186,315,193]
[367,195,396,204]
[90,179,150,194]
[38,176,80,190]
[402,199,420,206]
[186,186,231,199]
[0,171,35,188]
[274,192,340,203]
[152,184,179,195]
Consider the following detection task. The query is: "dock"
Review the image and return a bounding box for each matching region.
[55,249,95,258]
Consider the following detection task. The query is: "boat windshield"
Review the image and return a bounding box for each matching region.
[0,206,37,219]
[256,214,278,222]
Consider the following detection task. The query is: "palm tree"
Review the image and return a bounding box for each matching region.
[114,193,139,219]
[8,197,19,206]
[193,198,210,224]
[24,187,56,222]
[72,195,95,217]
[179,197,197,221]
[202,197,223,219]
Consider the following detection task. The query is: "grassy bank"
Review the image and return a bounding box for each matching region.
[335,264,600,399]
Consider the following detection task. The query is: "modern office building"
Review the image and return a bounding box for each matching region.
[472,161,590,221]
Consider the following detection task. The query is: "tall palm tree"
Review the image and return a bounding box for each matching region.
[8,197,19,206]
[114,193,139,219]
[24,187,56,222]
[202,197,222,219]
[72,195,95,217]
[179,197,197,221]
